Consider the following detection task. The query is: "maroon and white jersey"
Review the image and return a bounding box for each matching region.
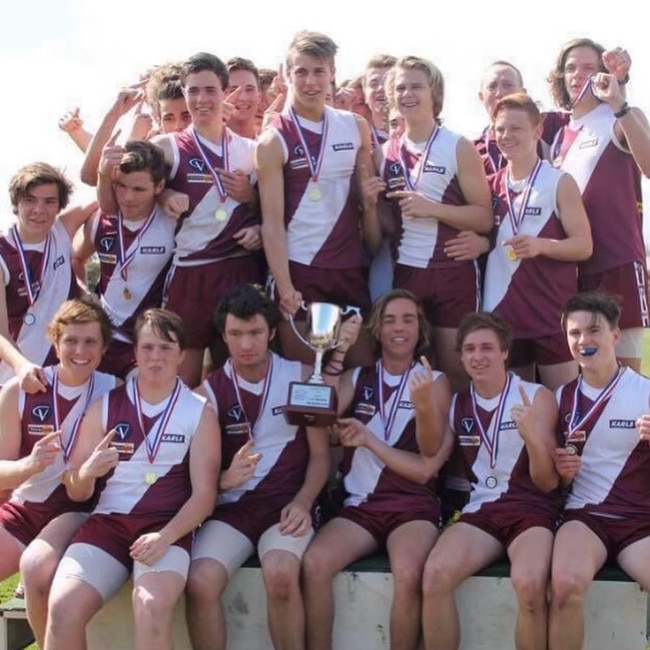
[269,106,363,269]
[483,162,578,338]
[92,208,174,341]
[380,127,468,269]
[167,127,258,264]
[94,379,206,517]
[452,374,559,514]
[556,368,650,517]
[11,365,117,507]
[0,219,78,382]
[202,353,309,505]
[340,362,441,511]
[551,103,644,275]
[473,128,505,177]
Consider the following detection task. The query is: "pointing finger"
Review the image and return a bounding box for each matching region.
[225,86,242,102]
[98,429,116,450]
[518,385,532,407]
[106,129,122,146]
[419,355,433,375]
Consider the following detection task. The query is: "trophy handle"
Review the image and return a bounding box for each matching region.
[331,305,361,350]
[288,301,310,346]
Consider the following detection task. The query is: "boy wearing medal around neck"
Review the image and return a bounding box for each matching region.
[303,289,452,650]
[74,139,175,379]
[422,311,560,650]
[187,284,340,650]
[0,298,118,648]
[481,92,592,391]
[548,39,650,373]
[549,292,650,650]
[45,309,219,650]
[113,52,263,389]
[256,30,380,369]
[376,56,493,392]
[0,163,97,392]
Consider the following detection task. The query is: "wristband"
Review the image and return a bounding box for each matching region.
[614,102,631,118]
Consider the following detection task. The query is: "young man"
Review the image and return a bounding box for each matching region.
[226,57,261,140]
[74,140,175,378]
[153,52,263,386]
[422,311,560,650]
[44,309,219,650]
[0,163,96,387]
[0,298,118,647]
[548,39,648,371]
[302,289,452,650]
[380,56,493,390]
[256,30,380,366]
[185,284,333,650]
[549,292,650,650]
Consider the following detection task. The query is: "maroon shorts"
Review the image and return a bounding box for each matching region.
[71,512,192,571]
[393,262,480,328]
[272,262,371,321]
[336,501,440,550]
[0,499,87,547]
[509,331,573,367]
[579,262,650,330]
[164,256,265,348]
[460,500,557,549]
[98,338,136,380]
[561,509,650,562]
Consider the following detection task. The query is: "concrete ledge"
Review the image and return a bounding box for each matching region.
[2,559,648,650]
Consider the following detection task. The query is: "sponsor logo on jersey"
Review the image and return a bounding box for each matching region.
[98,253,117,264]
[272,406,285,416]
[500,421,517,430]
[566,429,586,442]
[354,403,376,417]
[114,422,132,440]
[387,177,406,190]
[332,142,354,152]
[524,207,541,216]
[609,419,636,429]
[99,237,114,252]
[225,422,250,435]
[53,255,65,270]
[398,400,414,410]
[461,417,475,433]
[32,404,51,422]
[140,246,166,255]
[289,158,309,170]
[162,433,185,443]
[111,441,134,455]
[579,138,598,149]
[458,435,481,446]
[187,173,212,183]
[27,424,55,436]
[423,162,445,174]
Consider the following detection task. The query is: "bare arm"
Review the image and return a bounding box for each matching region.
[59,202,99,242]
[355,116,382,253]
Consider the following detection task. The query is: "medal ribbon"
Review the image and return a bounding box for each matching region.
[117,206,158,282]
[377,360,414,442]
[399,125,440,191]
[289,107,329,184]
[572,76,594,109]
[11,226,51,306]
[51,368,96,461]
[229,355,273,440]
[470,372,513,469]
[133,377,182,464]
[567,367,624,440]
[370,123,382,148]
[504,159,542,236]
[191,126,229,204]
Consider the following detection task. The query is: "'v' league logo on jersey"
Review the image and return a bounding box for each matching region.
[228,405,244,422]
[32,405,51,422]
[99,237,114,253]
[189,158,205,172]
[361,386,374,402]
[461,417,475,433]
[114,422,132,440]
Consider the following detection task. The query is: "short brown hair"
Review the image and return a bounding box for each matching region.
[9,162,73,215]
[134,308,188,350]
[560,291,621,331]
[286,31,338,70]
[456,312,512,353]
[47,297,113,350]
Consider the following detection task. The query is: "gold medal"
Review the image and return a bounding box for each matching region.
[123,287,132,300]
[507,248,518,261]
[308,185,322,202]
[144,471,157,485]
[215,207,228,222]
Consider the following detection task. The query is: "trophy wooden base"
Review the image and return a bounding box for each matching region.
[284,381,338,427]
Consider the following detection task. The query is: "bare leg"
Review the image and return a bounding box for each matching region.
[0,526,22,581]
[261,550,304,650]
[422,522,503,650]
[548,521,607,650]
[303,517,377,650]
[20,512,85,648]
[617,535,650,591]
[386,521,438,650]
[507,526,554,650]
[132,570,185,650]
[186,558,230,650]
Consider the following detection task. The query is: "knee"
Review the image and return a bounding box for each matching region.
[186,563,226,607]
[422,558,459,599]
[302,546,339,585]
[262,553,300,602]
[19,549,58,594]
[551,570,591,610]
[511,569,549,613]
[391,558,426,595]
[132,586,175,633]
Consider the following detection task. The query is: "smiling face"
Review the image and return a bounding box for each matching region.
[287,51,335,117]
[392,67,434,123]
[183,70,225,127]
[494,107,542,162]
[227,69,260,124]
[564,310,620,371]
[15,183,60,243]
[459,328,509,384]
[378,297,420,363]
[158,97,192,133]
[54,321,105,386]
